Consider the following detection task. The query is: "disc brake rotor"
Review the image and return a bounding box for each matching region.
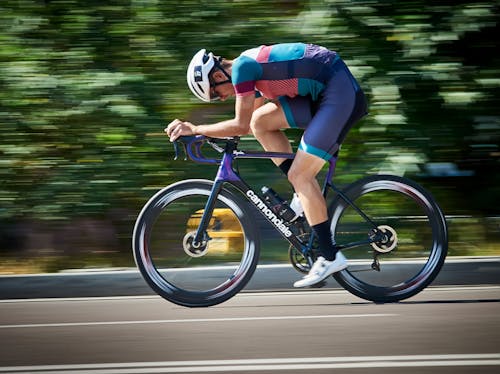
[183,231,209,258]
[370,225,398,253]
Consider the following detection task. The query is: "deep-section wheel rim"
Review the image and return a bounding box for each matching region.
[133,180,259,307]
[330,175,447,302]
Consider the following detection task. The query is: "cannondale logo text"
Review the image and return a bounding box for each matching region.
[246,190,292,237]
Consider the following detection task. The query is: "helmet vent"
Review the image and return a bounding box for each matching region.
[196,83,205,93]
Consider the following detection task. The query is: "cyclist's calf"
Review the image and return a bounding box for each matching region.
[287,151,329,225]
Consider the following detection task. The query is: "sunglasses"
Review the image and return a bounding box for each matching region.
[209,81,220,101]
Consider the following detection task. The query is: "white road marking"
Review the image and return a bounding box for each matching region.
[0,313,395,329]
[0,354,498,373]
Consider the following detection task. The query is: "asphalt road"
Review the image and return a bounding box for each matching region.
[0,286,499,373]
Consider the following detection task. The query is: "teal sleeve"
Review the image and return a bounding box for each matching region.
[232,56,262,95]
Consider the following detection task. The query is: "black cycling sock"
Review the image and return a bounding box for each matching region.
[312,220,338,261]
[278,159,293,176]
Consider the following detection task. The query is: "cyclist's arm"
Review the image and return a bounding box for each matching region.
[166,95,263,140]
[192,94,255,137]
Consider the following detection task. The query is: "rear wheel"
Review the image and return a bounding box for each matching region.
[329,175,448,302]
[133,179,260,307]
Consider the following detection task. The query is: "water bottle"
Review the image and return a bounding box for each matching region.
[261,186,296,222]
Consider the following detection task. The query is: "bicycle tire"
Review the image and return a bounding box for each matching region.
[329,174,448,303]
[133,179,260,307]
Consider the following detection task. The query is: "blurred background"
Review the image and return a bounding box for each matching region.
[0,0,498,274]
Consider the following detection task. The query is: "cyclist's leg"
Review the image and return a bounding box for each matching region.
[259,95,332,227]
[299,68,366,161]
[291,63,367,287]
[287,150,327,225]
[250,101,291,166]
[281,69,361,224]
[296,63,365,243]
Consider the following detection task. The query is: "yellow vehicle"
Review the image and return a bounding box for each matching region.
[186,208,244,254]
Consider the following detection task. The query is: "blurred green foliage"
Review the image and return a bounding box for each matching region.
[0,0,499,268]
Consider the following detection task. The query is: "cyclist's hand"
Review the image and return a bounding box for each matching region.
[165,119,196,142]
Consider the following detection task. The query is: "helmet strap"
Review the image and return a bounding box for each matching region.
[213,57,232,82]
[207,56,232,100]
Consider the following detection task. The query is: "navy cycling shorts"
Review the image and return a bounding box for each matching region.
[278,59,368,160]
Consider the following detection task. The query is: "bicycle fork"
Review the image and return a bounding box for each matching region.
[190,151,241,247]
[190,180,224,247]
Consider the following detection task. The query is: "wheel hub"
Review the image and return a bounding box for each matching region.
[183,231,209,258]
[370,225,398,253]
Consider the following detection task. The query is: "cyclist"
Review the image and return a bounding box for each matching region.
[165,43,368,287]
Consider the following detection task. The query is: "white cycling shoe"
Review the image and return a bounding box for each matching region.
[293,252,348,288]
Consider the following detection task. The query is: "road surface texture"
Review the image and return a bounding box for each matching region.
[0,286,499,373]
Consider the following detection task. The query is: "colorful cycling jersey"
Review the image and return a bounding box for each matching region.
[231,43,340,101]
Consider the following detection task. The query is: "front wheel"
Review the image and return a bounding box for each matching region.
[329,175,448,303]
[133,179,260,307]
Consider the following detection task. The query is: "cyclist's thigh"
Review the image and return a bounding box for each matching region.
[251,101,290,131]
[277,95,315,129]
[300,68,358,160]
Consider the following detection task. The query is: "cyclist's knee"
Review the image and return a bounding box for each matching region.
[249,115,261,136]
[250,102,288,135]
[287,152,325,190]
[249,106,270,135]
[287,167,311,190]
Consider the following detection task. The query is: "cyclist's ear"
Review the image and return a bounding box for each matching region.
[211,70,226,82]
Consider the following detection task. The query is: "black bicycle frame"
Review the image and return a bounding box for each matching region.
[179,136,381,255]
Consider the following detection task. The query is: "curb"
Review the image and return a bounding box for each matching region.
[0,257,499,299]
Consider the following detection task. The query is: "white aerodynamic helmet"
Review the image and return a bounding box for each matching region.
[186,49,231,102]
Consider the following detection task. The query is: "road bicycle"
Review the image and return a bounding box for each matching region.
[133,135,448,307]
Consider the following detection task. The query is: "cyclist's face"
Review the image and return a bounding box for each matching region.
[210,70,234,101]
